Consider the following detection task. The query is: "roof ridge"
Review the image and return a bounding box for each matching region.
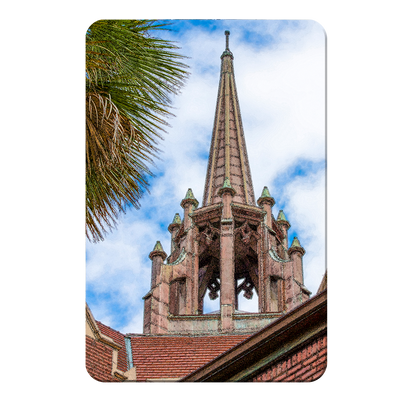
[126,333,251,338]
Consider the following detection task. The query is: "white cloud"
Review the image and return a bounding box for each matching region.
[86,216,171,330]
[281,167,326,295]
[86,20,326,333]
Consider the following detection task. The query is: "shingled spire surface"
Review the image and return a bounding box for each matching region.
[202,31,255,206]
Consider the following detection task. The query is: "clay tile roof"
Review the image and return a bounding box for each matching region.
[128,334,251,381]
[96,320,128,373]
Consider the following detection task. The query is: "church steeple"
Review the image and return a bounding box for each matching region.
[143,31,311,335]
[203,30,255,207]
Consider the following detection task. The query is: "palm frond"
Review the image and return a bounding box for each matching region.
[86,20,189,242]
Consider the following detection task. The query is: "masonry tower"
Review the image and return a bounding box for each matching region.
[143,31,311,335]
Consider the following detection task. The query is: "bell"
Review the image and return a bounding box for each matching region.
[244,291,253,300]
[209,291,218,300]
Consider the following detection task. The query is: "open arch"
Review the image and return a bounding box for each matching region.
[237,288,259,313]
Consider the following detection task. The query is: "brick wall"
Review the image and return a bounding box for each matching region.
[251,333,327,382]
[86,336,120,382]
[96,321,127,373]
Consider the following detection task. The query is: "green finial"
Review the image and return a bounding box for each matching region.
[149,240,167,260]
[222,176,233,189]
[172,213,181,225]
[261,186,272,198]
[257,186,275,207]
[184,188,195,200]
[218,176,236,197]
[153,240,164,252]
[292,237,300,246]
[168,213,182,233]
[181,188,199,208]
[277,210,288,222]
[277,210,290,229]
[288,236,305,256]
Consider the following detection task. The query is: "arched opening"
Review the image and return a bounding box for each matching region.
[197,255,220,315]
[237,289,259,313]
[235,275,258,313]
[270,277,279,312]
[203,285,220,314]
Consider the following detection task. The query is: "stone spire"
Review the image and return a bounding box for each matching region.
[142,31,311,336]
[202,30,255,207]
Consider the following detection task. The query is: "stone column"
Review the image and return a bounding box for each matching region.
[147,241,169,334]
[277,210,291,250]
[257,186,275,312]
[193,226,200,315]
[218,178,236,332]
[287,237,305,284]
[180,189,199,315]
[149,241,167,289]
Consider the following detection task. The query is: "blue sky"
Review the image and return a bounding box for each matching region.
[86,20,326,333]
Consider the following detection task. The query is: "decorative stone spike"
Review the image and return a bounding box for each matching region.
[180,188,199,209]
[257,186,275,207]
[217,176,236,197]
[149,241,167,260]
[277,210,291,229]
[168,213,182,233]
[288,236,305,256]
[172,213,182,225]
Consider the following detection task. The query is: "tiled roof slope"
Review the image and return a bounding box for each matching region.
[96,320,128,373]
[129,334,251,381]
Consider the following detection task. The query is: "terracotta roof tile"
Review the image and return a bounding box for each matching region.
[96,321,128,373]
[129,334,250,381]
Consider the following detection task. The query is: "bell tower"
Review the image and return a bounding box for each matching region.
[142,31,311,335]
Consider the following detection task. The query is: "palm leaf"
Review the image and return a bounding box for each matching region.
[86,20,189,242]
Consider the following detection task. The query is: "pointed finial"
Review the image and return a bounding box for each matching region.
[277,209,291,229]
[184,188,195,200]
[217,176,236,197]
[221,31,233,58]
[291,237,301,247]
[180,188,199,209]
[149,240,167,260]
[225,30,230,50]
[288,236,305,256]
[261,186,272,198]
[168,213,182,233]
[277,210,288,222]
[153,240,164,252]
[257,186,275,207]
[222,176,233,189]
[277,210,289,222]
[172,213,182,225]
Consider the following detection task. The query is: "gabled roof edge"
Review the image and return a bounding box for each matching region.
[180,290,327,382]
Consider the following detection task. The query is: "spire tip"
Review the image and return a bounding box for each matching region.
[225,30,230,50]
